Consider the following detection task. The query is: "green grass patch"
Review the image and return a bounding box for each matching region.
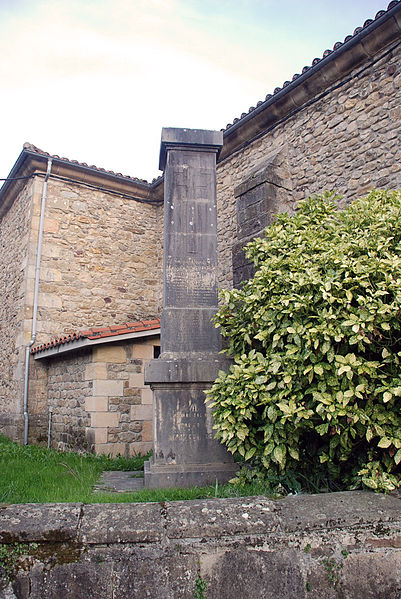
[0,434,277,504]
[0,434,149,504]
[89,480,277,504]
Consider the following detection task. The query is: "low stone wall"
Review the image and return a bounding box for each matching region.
[1,491,401,598]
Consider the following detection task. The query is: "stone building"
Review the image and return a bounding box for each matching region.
[0,147,164,454]
[0,1,400,455]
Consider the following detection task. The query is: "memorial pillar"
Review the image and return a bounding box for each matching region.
[144,128,237,488]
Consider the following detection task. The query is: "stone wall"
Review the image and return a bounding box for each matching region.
[43,336,158,455]
[0,169,163,442]
[1,491,401,598]
[46,349,92,451]
[0,179,34,438]
[33,177,163,343]
[216,41,401,289]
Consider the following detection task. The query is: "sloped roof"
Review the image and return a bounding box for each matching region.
[220,1,401,160]
[223,1,401,133]
[22,143,161,186]
[31,319,161,358]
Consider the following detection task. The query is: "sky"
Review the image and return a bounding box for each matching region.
[0,0,392,183]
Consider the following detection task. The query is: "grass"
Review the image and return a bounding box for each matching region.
[0,434,275,504]
[0,434,149,504]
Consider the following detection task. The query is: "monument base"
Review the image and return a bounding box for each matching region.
[144,458,238,489]
[144,355,237,489]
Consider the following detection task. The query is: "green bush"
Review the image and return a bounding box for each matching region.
[207,190,401,492]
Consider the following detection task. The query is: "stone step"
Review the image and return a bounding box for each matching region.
[93,470,144,493]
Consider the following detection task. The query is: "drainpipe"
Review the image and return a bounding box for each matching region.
[23,157,53,445]
[47,406,53,449]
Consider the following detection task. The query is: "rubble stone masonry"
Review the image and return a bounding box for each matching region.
[1,171,163,442]
[45,337,156,456]
[0,179,35,438]
[33,177,163,341]
[216,42,401,289]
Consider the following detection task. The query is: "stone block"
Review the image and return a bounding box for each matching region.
[142,420,153,442]
[92,427,107,444]
[93,345,126,364]
[85,362,107,381]
[79,503,164,544]
[28,562,114,599]
[276,490,401,533]
[0,504,82,543]
[95,442,127,456]
[111,550,199,599]
[129,373,146,388]
[84,397,108,412]
[141,388,153,404]
[131,343,154,360]
[92,380,123,397]
[90,412,120,428]
[131,404,152,421]
[206,547,304,599]
[165,496,279,540]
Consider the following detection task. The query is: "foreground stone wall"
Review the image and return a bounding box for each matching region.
[216,40,401,288]
[1,491,401,598]
[0,179,35,439]
[43,337,158,455]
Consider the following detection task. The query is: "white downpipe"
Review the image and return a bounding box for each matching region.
[23,158,53,445]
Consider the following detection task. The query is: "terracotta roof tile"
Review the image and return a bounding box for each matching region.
[23,143,163,186]
[31,318,161,355]
[223,1,400,132]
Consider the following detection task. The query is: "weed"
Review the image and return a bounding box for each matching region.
[323,557,342,588]
[0,543,37,581]
[306,581,311,592]
[194,573,207,599]
[304,543,311,553]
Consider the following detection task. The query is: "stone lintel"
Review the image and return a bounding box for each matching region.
[159,128,223,170]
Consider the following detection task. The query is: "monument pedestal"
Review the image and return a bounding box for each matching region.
[144,128,237,488]
[144,356,237,488]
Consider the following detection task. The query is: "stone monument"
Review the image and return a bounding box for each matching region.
[144,127,237,488]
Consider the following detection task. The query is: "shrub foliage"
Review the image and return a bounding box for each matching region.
[207,190,401,491]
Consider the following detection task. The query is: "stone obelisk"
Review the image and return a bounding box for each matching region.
[144,128,237,488]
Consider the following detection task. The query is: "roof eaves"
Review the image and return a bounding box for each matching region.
[221,1,401,150]
[33,327,161,360]
[0,145,165,213]
[22,144,153,188]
